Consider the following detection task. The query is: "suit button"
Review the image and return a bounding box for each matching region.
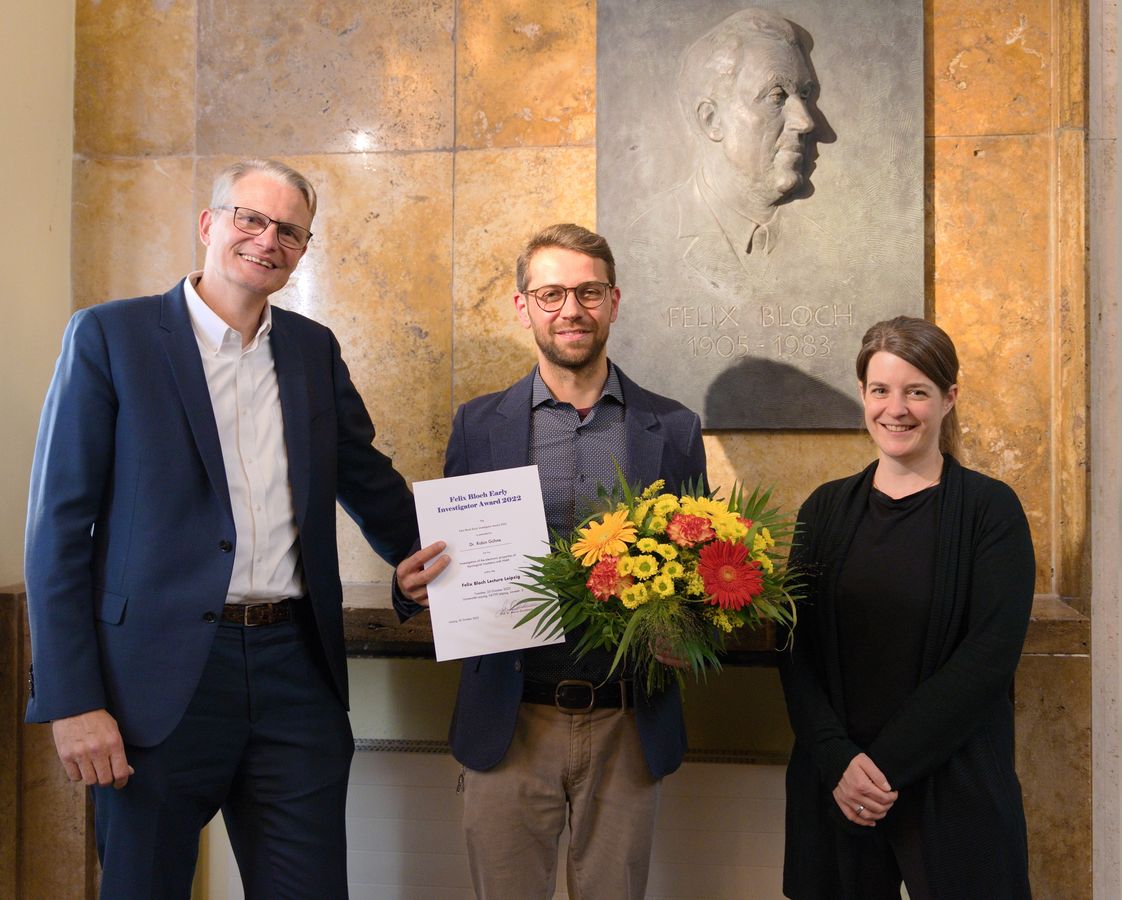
[203,611,217,623]
[514,660,522,672]
[218,540,233,552]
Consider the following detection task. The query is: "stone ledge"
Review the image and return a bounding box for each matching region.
[341,584,1085,662]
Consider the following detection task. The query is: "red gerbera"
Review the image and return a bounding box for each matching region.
[666,513,715,547]
[586,555,633,601]
[698,540,764,610]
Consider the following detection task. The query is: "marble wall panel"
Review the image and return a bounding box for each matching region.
[72,157,197,310]
[456,0,595,149]
[195,152,455,585]
[197,0,455,157]
[928,0,1051,136]
[704,432,873,530]
[74,0,196,158]
[451,146,596,409]
[1016,653,1093,899]
[929,134,1051,589]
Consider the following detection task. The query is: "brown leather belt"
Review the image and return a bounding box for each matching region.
[521,679,633,713]
[220,598,297,627]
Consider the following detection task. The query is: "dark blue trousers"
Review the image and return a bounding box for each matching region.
[93,610,354,899]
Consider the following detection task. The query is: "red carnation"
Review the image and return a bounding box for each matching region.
[698,540,764,611]
[666,513,716,547]
[586,556,632,601]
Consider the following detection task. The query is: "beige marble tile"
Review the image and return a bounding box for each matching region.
[1015,654,1092,899]
[928,0,1051,136]
[197,0,455,156]
[72,158,198,310]
[75,0,196,157]
[451,146,596,409]
[929,135,1051,590]
[197,153,454,586]
[1055,128,1089,607]
[704,431,873,529]
[456,0,595,149]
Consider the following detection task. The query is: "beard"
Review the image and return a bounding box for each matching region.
[534,326,609,372]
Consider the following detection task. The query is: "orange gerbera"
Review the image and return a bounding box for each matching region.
[570,509,638,565]
[698,540,763,610]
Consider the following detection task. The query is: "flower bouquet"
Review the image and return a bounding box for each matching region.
[515,475,801,693]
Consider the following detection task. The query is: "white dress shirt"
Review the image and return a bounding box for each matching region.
[184,273,304,604]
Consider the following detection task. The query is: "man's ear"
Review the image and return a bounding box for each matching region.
[513,292,532,330]
[697,99,722,141]
[198,208,214,246]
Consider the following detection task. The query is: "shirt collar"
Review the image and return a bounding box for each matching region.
[695,169,780,255]
[531,362,625,409]
[183,271,273,355]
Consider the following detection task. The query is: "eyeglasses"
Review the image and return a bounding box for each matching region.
[214,206,313,250]
[523,281,614,312]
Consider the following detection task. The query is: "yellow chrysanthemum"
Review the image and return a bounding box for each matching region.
[616,556,634,576]
[712,513,748,542]
[636,537,660,553]
[653,494,681,517]
[651,574,676,597]
[570,509,638,565]
[631,554,659,579]
[679,495,727,520]
[631,499,653,528]
[640,480,666,500]
[620,583,650,609]
[661,560,684,579]
[648,515,668,534]
[655,543,679,561]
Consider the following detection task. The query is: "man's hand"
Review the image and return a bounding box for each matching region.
[51,709,134,789]
[395,541,450,607]
[832,752,897,827]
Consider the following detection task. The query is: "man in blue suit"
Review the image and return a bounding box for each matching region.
[25,158,419,898]
[396,224,707,899]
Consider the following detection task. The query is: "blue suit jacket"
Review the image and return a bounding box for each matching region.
[425,366,706,779]
[25,281,419,747]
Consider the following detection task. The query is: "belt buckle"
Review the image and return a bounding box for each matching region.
[244,601,284,627]
[554,679,595,714]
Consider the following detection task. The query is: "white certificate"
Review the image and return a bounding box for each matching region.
[413,465,564,661]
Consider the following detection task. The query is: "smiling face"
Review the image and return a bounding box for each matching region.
[861,351,957,468]
[705,38,815,207]
[513,246,620,376]
[198,171,312,303]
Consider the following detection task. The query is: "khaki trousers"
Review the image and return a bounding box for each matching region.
[462,701,660,900]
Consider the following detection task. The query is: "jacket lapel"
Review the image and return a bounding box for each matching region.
[269,311,311,528]
[490,371,534,470]
[616,368,664,486]
[158,283,233,520]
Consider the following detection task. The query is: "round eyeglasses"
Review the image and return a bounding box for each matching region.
[524,281,614,312]
[214,206,313,250]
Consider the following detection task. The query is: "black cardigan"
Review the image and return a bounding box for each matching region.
[779,455,1035,899]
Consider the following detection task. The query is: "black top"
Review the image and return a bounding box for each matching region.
[836,484,937,745]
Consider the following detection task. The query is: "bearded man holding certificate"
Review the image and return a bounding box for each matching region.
[395,223,707,899]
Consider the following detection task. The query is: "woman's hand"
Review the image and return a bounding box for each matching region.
[832,753,898,827]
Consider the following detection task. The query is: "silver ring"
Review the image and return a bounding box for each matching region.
[856,804,865,815]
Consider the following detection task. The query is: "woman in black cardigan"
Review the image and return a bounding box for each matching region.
[779,317,1035,899]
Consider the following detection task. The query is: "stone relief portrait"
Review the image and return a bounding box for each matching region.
[598,0,924,428]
